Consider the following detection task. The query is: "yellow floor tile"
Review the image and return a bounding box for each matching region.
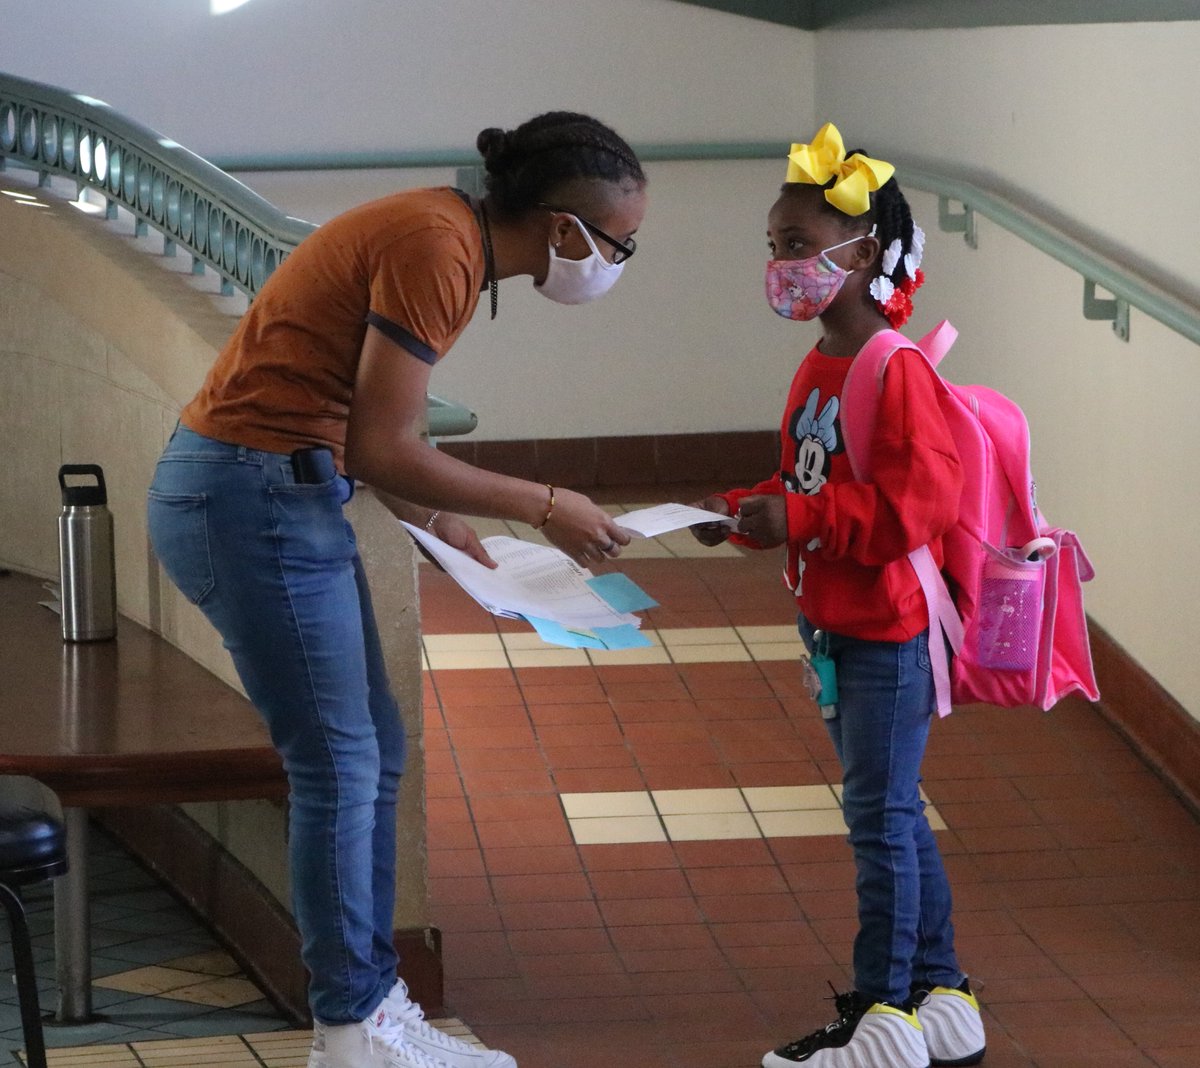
[736,625,802,643]
[423,649,510,670]
[656,627,743,646]
[561,791,656,818]
[586,645,673,665]
[92,965,212,996]
[667,643,752,663]
[754,809,849,838]
[423,633,505,652]
[132,1036,257,1068]
[568,815,667,844]
[506,647,591,668]
[661,811,761,841]
[42,1048,140,1068]
[652,788,748,815]
[157,976,265,1008]
[498,631,555,650]
[742,784,841,811]
[242,1032,311,1068]
[162,950,242,977]
[747,642,803,662]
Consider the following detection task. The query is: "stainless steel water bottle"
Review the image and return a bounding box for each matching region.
[57,464,117,642]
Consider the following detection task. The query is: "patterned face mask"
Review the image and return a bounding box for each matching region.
[765,235,864,321]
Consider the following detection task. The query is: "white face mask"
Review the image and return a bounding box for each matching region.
[535,215,625,305]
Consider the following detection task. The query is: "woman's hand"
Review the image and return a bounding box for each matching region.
[736,494,788,548]
[430,513,497,568]
[689,495,733,547]
[539,488,631,567]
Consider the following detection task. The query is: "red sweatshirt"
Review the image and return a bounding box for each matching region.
[720,343,963,642]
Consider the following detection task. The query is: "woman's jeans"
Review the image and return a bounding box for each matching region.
[798,616,964,1006]
[147,425,405,1024]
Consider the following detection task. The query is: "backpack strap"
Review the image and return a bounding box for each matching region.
[917,320,958,368]
[841,321,963,718]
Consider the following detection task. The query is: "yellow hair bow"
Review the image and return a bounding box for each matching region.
[785,122,895,217]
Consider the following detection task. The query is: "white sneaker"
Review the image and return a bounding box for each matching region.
[382,980,517,1068]
[308,1006,451,1068]
[913,980,986,1067]
[763,990,929,1068]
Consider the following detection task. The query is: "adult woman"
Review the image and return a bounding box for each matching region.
[147,111,647,1068]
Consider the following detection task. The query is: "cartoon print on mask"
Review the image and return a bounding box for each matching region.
[783,388,842,496]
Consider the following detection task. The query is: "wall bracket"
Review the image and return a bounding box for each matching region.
[938,195,977,249]
[1083,278,1131,342]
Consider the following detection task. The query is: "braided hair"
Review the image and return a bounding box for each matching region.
[476,111,646,219]
[785,155,925,328]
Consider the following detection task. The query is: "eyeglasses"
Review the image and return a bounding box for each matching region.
[540,204,637,264]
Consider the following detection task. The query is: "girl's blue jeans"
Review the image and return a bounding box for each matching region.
[147,425,405,1025]
[798,615,965,1006]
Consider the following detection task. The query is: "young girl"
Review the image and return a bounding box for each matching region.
[692,124,986,1068]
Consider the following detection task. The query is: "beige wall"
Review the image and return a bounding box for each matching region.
[0,185,427,929]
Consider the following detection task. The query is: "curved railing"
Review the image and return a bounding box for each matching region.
[0,71,310,299]
[0,71,476,437]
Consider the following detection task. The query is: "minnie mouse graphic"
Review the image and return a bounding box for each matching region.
[783,387,842,496]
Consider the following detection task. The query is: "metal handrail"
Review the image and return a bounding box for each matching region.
[0,71,476,437]
[897,164,1200,346]
[0,71,311,298]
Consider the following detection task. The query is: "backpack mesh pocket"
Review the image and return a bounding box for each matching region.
[976,546,1045,671]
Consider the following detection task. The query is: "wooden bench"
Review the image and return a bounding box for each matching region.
[0,569,286,1023]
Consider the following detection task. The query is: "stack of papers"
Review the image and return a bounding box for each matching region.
[402,522,656,649]
[401,503,733,651]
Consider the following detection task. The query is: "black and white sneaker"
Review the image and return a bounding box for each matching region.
[763,989,929,1068]
[911,979,986,1067]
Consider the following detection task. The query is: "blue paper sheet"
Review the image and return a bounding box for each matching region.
[525,616,652,651]
[585,573,659,614]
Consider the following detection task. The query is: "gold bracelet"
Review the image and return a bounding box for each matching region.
[533,484,556,529]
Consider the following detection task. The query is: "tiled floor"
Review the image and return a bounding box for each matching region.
[4,485,1200,1068]
[419,489,1200,1068]
[0,828,293,1055]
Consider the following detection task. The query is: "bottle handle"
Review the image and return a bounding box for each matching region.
[58,464,107,503]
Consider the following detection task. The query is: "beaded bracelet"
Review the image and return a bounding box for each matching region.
[533,484,556,529]
[424,510,440,530]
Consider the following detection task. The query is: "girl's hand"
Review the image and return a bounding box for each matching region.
[736,494,788,548]
[540,488,631,567]
[689,495,733,547]
[430,513,498,569]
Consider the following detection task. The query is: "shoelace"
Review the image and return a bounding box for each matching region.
[388,995,474,1055]
[369,1014,450,1068]
[779,987,867,1057]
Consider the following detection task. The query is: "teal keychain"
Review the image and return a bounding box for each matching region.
[801,629,839,719]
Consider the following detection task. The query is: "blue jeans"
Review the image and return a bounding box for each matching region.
[147,424,406,1024]
[798,616,964,1006]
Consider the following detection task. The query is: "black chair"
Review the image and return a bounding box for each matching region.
[1,777,69,1068]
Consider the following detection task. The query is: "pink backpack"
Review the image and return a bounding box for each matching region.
[841,321,1099,716]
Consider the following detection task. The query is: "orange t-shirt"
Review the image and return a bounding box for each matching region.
[181,186,485,470]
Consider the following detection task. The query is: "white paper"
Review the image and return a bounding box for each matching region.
[615,503,737,539]
[401,522,643,631]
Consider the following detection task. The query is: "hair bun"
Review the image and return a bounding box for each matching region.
[476,127,512,171]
